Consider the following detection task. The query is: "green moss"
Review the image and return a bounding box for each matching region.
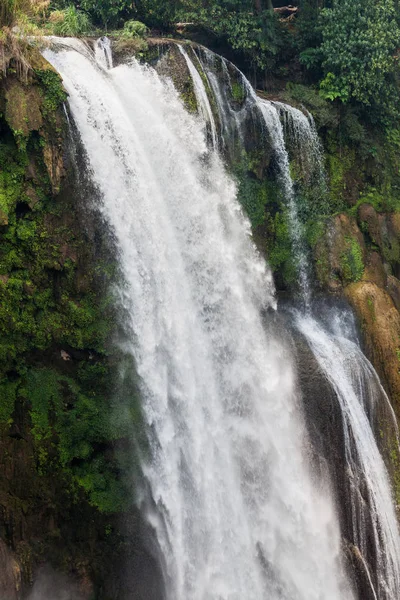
[340,236,364,283]
[35,69,67,121]
[366,296,376,323]
[22,362,141,513]
[237,174,268,228]
[267,210,297,285]
[306,219,325,248]
[0,379,18,425]
[231,81,245,104]
[326,146,355,206]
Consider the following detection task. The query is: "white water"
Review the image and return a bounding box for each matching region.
[296,310,400,600]
[195,49,312,305]
[274,101,325,186]
[43,38,352,600]
[257,100,312,306]
[197,48,250,153]
[95,36,113,69]
[177,45,218,149]
[184,44,400,598]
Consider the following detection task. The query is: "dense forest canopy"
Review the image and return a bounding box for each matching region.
[1,0,400,127]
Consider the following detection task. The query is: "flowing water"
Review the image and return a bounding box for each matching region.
[43,38,352,600]
[295,309,400,600]
[190,44,400,598]
[274,101,325,187]
[197,48,312,305]
[257,100,312,307]
[177,45,218,149]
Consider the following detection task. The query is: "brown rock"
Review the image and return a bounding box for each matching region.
[358,203,382,247]
[363,251,387,288]
[5,81,43,138]
[314,213,366,290]
[24,186,39,210]
[387,275,400,313]
[345,281,400,415]
[0,539,22,600]
[42,139,65,195]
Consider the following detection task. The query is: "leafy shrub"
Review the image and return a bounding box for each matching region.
[49,5,91,35]
[0,0,32,27]
[120,19,148,39]
[340,236,364,283]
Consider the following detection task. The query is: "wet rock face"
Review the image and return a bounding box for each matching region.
[0,540,21,600]
[26,567,87,600]
[358,204,400,279]
[292,328,376,600]
[345,282,400,416]
[313,213,366,292]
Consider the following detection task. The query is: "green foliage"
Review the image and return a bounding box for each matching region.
[0,379,18,425]
[320,0,400,121]
[132,0,180,28]
[0,0,31,28]
[267,210,296,285]
[35,68,67,118]
[80,0,132,28]
[119,19,148,39]
[0,69,136,516]
[24,365,139,512]
[284,83,338,129]
[176,1,286,71]
[236,174,268,228]
[49,6,92,36]
[340,236,364,283]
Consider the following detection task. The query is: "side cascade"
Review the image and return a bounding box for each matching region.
[296,309,400,600]
[43,37,353,600]
[177,45,218,149]
[195,46,312,306]
[183,44,400,600]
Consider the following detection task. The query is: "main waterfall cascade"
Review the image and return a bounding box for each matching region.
[42,37,400,599]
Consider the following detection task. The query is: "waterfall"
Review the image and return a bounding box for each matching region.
[177,45,218,149]
[95,36,113,69]
[184,45,400,598]
[196,47,254,154]
[43,38,353,600]
[196,47,312,305]
[257,100,312,306]
[274,102,325,187]
[295,309,400,600]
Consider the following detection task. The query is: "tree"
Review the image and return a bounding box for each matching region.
[79,0,134,28]
[319,0,400,112]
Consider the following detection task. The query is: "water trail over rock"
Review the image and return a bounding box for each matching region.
[44,38,352,600]
[177,45,217,149]
[296,309,400,600]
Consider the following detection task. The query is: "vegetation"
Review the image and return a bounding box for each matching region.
[0,51,142,522]
[0,0,400,585]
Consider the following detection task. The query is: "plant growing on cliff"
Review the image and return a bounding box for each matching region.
[340,236,364,283]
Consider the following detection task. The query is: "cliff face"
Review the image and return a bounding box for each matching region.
[0,40,158,599]
[0,35,399,598]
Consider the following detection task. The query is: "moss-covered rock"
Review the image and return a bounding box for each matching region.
[0,43,149,597]
[345,282,400,415]
[313,214,366,291]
